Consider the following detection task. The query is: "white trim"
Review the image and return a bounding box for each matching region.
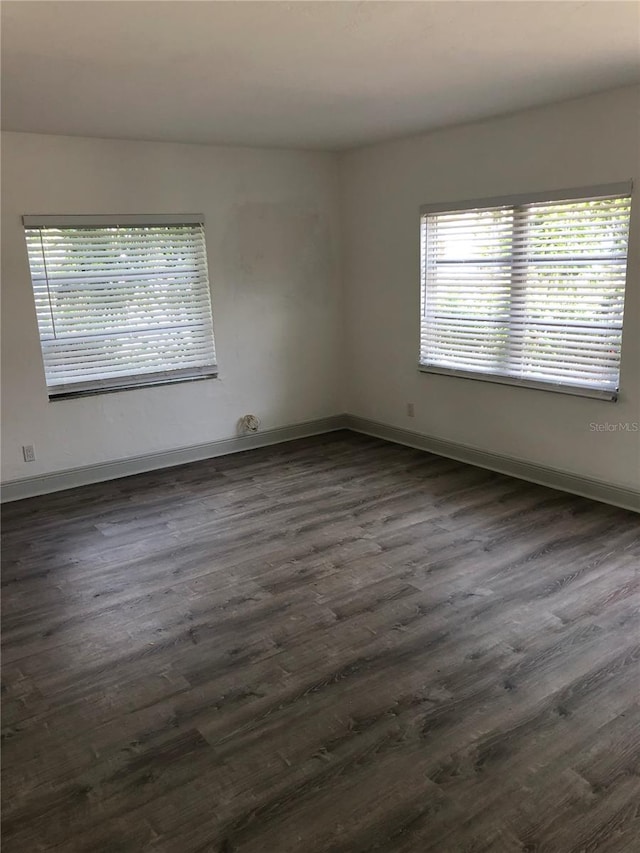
[3,415,637,514]
[417,365,617,401]
[344,415,640,514]
[0,416,347,502]
[419,181,632,215]
[22,213,205,227]
[49,366,218,399]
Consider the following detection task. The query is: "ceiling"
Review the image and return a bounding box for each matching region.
[2,1,639,150]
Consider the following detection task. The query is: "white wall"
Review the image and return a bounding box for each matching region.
[3,88,639,493]
[341,87,640,490]
[1,132,343,482]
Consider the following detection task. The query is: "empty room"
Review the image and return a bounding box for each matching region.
[1,1,639,851]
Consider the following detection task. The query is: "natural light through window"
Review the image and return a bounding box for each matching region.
[23,215,217,399]
[419,185,632,400]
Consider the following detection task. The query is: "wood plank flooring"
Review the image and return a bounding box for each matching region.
[2,430,639,852]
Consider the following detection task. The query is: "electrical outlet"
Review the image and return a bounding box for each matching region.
[22,444,36,463]
[406,403,415,418]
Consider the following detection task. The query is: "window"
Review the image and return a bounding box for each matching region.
[23,214,217,399]
[419,184,632,401]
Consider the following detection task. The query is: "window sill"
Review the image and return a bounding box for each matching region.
[48,369,219,401]
[417,364,618,402]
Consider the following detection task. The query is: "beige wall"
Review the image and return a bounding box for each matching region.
[1,133,343,482]
[340,87,640,490]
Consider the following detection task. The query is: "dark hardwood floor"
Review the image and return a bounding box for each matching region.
[2,430,639,853]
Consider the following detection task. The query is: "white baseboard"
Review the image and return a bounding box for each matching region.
[3,413,637,513]
[0,416,347,503]
[344,415,640,514]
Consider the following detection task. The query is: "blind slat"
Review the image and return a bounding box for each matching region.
[420,192,631,396]
[25,221,217,397]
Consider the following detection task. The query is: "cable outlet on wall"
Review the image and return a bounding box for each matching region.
[406,403,415,418]
[238,414,261,434]
[22,444,36,463]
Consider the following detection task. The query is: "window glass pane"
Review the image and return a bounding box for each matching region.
[419,191,631,397]
[24,221,217,397]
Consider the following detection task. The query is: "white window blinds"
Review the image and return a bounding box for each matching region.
[419,184,632,400]
[23,215,217,399]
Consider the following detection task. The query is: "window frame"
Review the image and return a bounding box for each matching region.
[418,182,633,402]
[23,213,218,401]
